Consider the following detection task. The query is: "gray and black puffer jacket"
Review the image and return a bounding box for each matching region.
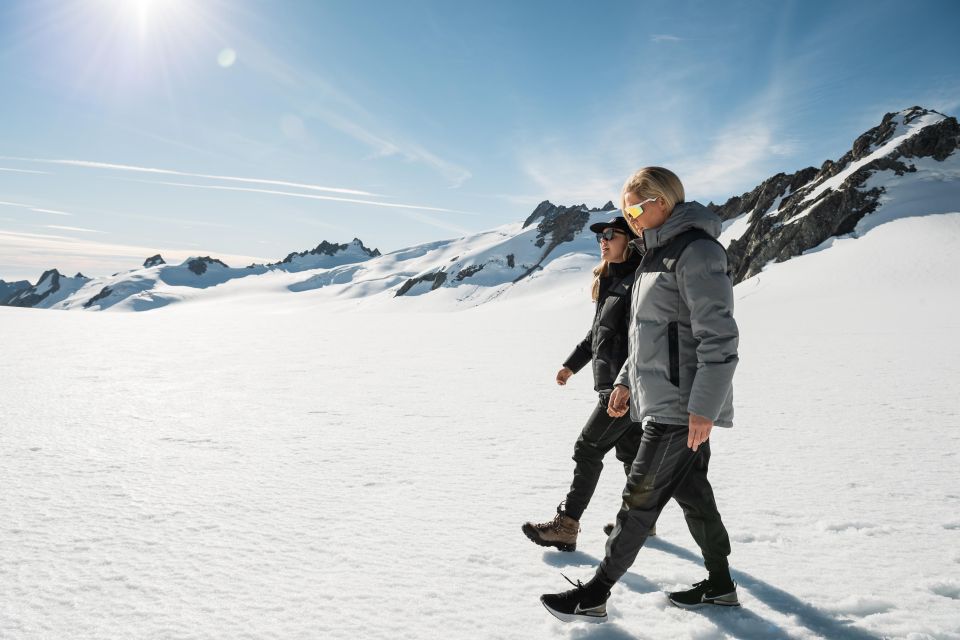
[563,250,644,393]
[614,201,739,427]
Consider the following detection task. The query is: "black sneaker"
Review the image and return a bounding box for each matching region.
[668,578,740,608]
[603,522,656,536]
[540,574,610,623]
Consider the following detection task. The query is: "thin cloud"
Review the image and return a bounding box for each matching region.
[0,167,50,174]
[0,200,76,216]
[297,106,472,188]
[514,61,809,206]
[0,229,71,240]
[0,156,379,197]
[126,178,481,215]
[44,224,107,234]
[651,34,683,43]
[238,38,473,189]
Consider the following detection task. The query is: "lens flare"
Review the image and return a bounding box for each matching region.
[218,48,237,67]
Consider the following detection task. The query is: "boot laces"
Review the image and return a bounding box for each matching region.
[561,573,585,590]
[536,501,568,531]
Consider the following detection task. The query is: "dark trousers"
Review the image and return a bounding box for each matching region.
[563,395,643,522]
[598,421,731,584]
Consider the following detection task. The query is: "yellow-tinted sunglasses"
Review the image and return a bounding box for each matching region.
[623,197,658,220]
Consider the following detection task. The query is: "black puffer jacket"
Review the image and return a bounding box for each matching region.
[563,251,643,393]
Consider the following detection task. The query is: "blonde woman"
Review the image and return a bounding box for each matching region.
[522,216,650,552]
[541,167,740,622]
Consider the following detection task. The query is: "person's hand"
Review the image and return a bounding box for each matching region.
[688,413,713,451]
[556,367,574,386]
[607,385,630,417]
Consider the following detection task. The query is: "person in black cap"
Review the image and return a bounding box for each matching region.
[522,215,655,552]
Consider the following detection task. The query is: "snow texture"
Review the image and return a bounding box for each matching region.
[2,212,959,639]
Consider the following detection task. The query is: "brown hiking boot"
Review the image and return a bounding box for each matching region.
[603,522,656,537]
[522,503,580,552]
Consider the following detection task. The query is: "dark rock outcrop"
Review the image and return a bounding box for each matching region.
[83,286,113,309]
[454,264,485,281]
[187,257,229,275]
[144,254,165,268]
[394,269,447,296]
[275,238,380,267]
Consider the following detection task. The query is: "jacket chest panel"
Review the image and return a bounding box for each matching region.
[632,271,680,321]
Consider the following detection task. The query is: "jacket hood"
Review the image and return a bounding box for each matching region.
[636,201,721,251]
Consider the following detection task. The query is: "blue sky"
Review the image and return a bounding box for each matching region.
[1,0,958,281]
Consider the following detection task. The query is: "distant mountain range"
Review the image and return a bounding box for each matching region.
[2,106,957,311]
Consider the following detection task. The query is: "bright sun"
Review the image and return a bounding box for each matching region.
[101,0,195,40]
[59,0,226,95]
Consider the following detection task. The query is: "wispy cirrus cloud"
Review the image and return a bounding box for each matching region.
[0,200,76,216]
[298,108,472,188]
[514,59,806,206]
[44,224,106,234]
[0,167,50,174]
[4,155,474,215]
[122,178,480,215]
[237,37,472,188]
[1,156,378,196]
[651,34,683,43]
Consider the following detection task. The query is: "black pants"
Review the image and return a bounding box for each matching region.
[563,395,643,522]
[598,421,731,584]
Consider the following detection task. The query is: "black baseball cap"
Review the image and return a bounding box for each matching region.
[588,215,637,238]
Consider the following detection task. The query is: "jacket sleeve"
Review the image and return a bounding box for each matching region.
[614,361,630,388]
[676,240,739,422]
[562,329,593,373]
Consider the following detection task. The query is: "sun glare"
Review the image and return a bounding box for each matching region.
[90,0,195,41]
[54,0,228,96]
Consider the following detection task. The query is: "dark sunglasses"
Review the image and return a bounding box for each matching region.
[596,228,627,243]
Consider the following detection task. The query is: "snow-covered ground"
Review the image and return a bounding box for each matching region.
[2,213,959,639]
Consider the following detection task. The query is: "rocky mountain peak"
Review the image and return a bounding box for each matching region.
[185,256,229,275]
[714,105,959,283]
[277,238,380,266]
[144,254,166,268]
[37,268,61,285]
[522,200,559,228]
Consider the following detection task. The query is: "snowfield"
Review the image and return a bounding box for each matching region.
[2,213,959,639]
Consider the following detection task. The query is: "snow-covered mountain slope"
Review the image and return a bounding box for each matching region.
[286,201,619,308]
[712,106,960,282]
[5,239,383,311]
[7,202,619,311]
[60,256,265,311]
[1,209,958,639]
[2,269,91,308]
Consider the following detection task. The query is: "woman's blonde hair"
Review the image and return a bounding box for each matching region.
[590,241,633,302]
[619,166,685,213]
